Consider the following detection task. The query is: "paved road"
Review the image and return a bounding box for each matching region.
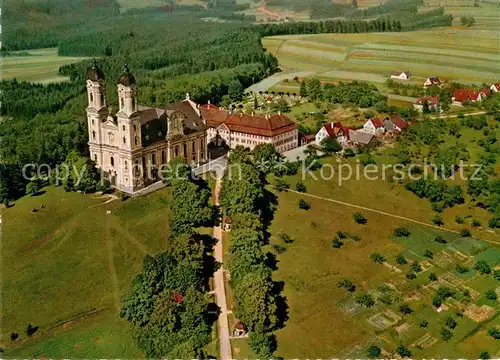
[430,111,487,119]
[213,178,232,360]
[246,71,314,93]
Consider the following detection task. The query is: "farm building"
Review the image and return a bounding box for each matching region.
[201,106,299,153]
[423,76,442,88]
[490,83,500,92]
[363,117,385,135]
[451,89,488,106]
[414,96,441,112]
[391,71,411,80]
[384,115,408,133]
[348,130,376,147]
[315,122,350,147]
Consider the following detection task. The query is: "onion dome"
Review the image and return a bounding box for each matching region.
[117,64,136,86]
[86,59,105,81]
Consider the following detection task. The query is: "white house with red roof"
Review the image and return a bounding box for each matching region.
[452,89,489,106]
[490,83,500,93]
[363,117,386,135]
[414,96,441,112]
[315,121,350,147]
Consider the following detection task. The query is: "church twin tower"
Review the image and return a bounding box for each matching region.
[85,61,208,194]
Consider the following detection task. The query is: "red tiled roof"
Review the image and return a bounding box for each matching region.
[370,117,384,128]
[492,83,500,91]
[323,123,336,137]
[452,89,481,102]
[416,96,439,105]
[200,103,219,110]
[322,122,347,138]
[201,108,229,127]
[201,107,297,137]
[390,114,408,130]
[482,88,491,96]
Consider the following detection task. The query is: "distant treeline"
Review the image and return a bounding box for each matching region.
[259,8,451,36]
[266,0,425,19]
[259,18,402,36]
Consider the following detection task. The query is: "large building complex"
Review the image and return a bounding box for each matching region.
[85,64,298,194]
[201,104,299,153]
[86,63,207,193]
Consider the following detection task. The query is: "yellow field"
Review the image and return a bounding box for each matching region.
[2,48,87,84]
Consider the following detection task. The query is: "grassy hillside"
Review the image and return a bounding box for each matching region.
[2,187,174,357]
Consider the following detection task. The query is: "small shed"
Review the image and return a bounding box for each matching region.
[223,215,233,232]
[233,321,247,337]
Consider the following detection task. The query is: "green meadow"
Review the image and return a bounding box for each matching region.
[2,48,88,84]
[2,187,174,357]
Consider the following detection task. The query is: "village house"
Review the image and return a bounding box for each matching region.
[315,121,350,147]
[391,71,412,81]
[200,106,299,153]
[423,76,442,88]
[490,83,500,93]
[384,114,409,133]
[85,63,207,194]
[451,89,488,106]
[348,130,376,147]
[363,117,385,135]
[414,96,441,112]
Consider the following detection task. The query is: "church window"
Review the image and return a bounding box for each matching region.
[175,146,179,157]
[134,136,138,145]
[94,154,97,162]
[151,153,156,165]
[133,125,137,132]
[192,141,195,153]
[92,119,95,125]
[125,161,128,171]
[122,125,125,131]
[100,93,104,105]
[110,156,115,167]
[90,93,94,102]
[92,130,96,140]
[161,150,166,164]
[121,98,125,108]
[123,136,126,144]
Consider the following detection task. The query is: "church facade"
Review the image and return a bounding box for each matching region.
[86,64,207,194]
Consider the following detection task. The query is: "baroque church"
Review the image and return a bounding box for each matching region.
[86,63,208,194]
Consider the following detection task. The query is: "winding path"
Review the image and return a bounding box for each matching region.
[279,187,500,245]
[213,178,232,360]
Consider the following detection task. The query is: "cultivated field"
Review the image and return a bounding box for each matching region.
[263,2,500,86]
[2,48,87,84]
[267,189,499,358]
[261,151,500,358]
[2,187,174,357]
